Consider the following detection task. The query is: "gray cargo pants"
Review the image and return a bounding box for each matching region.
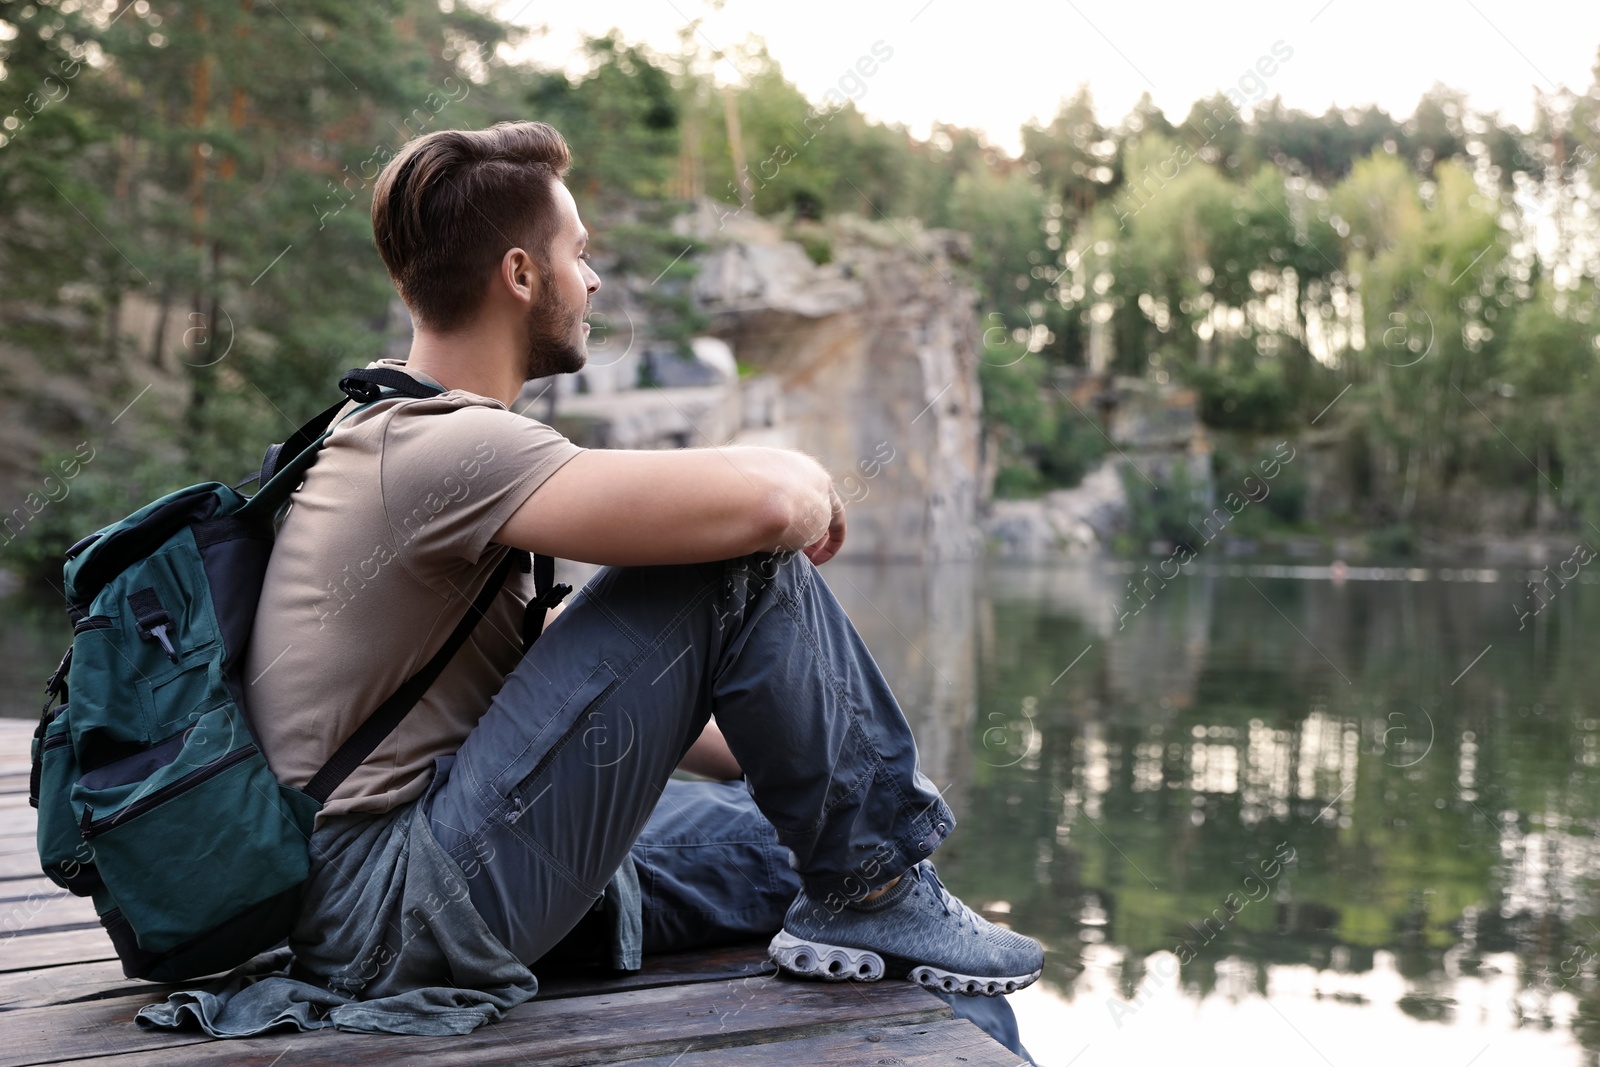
[422,551,956,966]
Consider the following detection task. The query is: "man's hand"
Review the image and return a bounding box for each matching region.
[802,483,846,565]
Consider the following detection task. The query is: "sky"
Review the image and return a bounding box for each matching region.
[493,0,1600,156]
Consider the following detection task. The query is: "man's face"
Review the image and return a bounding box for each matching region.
[523,180,600,381]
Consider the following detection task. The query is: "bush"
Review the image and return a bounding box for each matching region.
[1121,461,1204,550]
[1367,522,1420,559]
[1211,439,1308,527]
[798,233,833,266]
[979,355,1106,498]
[1188,362,1294,433]
[993,464,1048,500]
[1037,411,1107,489]
[1,448,196,588]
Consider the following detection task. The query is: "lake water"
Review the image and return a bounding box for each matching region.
[7,557,1600,1065]
[822,559,1600,1067]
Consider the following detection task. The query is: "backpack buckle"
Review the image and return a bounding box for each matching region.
[530,583,573,610]
[42,646,71,714]
[127,588,180,664]
[340,376,383,403]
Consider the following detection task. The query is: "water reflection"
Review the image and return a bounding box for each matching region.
[823,560,1600,1066]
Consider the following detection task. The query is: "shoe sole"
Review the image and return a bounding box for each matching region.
[767,930,1041,997]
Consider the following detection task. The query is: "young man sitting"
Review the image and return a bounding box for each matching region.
[138,120,1042,1044]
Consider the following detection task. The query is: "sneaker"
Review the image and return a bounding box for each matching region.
[768,860,1044,996]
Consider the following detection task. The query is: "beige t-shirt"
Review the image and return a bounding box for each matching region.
[245,360,584,822]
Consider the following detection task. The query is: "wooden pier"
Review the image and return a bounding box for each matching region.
[0,721,1023,1065]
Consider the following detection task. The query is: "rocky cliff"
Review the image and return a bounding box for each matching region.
[535,204,987,563]
[687,209,984,563]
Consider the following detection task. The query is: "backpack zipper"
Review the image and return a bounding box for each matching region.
[72,615,113,634]
[79,744,258,840]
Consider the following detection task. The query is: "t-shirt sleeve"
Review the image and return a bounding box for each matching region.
[379,401,584,566]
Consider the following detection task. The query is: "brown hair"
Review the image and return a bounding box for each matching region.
[371,122,572,331]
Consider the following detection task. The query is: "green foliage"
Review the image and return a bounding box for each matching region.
[1121,462,1203,549]
[4,3,1600,577]
[526,35,680,206]
[980,356,1105,499]
[797,232,832,266]
[1211,440,1307,527]
[1037,413,1107,489]
[0,0,507,580]
[1186,360,1294,433]
[1,443,195,587]
[1504,279,1599,397]
[1366,522,1420,559]
[601,219,708,359]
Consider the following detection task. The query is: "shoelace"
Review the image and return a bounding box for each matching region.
[915,862,983,936]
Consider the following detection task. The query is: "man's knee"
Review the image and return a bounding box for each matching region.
[713,550,810,631]
[721,550,807,597]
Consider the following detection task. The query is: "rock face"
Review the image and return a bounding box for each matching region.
[983,460,1129,558]
[505,204,985,563]
[687,211,984,563]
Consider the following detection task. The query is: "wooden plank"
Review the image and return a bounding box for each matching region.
[7,975,951,1067]
[536,943,773,1000]
[0,986,209,1067]
[0,959,158,1013]
[0,845,42,867]
[0,852,46,880]
[1,897,102,937]
[609,1018,1024,1067]
[0,943,773,1015]
[2,914,102,942]
[0,878,58,905]
[0,927,115,973]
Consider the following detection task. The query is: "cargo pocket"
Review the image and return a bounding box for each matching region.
[488,659,620,797]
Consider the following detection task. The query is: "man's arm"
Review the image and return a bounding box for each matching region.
[493,445,837,566]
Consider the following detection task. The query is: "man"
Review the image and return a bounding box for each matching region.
[140,120,1041,1043]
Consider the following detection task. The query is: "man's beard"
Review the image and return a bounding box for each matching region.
[522,272,587,381]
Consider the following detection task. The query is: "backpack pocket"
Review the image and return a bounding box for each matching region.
[71,703,317,956]
[68,621,160,751]
[33,708,100,894]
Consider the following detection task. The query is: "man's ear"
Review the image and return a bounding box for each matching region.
[500,247,538,305]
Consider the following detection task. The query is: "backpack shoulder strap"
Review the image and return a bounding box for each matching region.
[522,550,572,650]
[303,547,521,804]
[337,367,441,403]
[253,396,348,496]
[244,368,444,523]
[282,367,569,804]
[257,368,444,489]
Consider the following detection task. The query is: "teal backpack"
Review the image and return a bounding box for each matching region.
[28,368,567,982]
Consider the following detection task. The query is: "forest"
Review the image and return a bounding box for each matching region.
[3,0,1600,579]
